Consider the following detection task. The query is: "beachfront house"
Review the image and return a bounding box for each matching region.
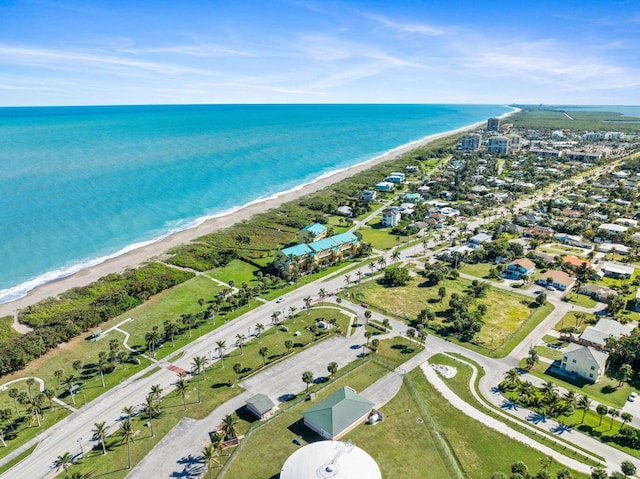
[273,230,359,277]
[561,344,608,383]
[302,387,374,440]
[384,172,405,184]
[505,258,536,280]
[297,223,327,244]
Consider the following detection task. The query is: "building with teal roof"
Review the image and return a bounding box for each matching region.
[302,387,374,439]
[297,223,327,244]
[273,227,359,277]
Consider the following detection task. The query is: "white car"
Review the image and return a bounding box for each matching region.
[629,392,637,402]
[275,297,285,304]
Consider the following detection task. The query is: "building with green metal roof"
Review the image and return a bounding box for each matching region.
[302,387,374,440]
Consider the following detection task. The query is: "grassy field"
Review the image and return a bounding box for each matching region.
[408,367,590,479]
[350,276,548,354]
[459,262,503,282]
[359,222,402,250]
[0,316,18,342]
[562,292,598,309]
[534,345,563,361]
[205,259,260,286]
[509,109,640,133]
[554,312,597,333]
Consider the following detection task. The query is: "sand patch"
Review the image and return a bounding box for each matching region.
[432,363,457,379]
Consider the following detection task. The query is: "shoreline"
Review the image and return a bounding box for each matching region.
[0,107,517,318]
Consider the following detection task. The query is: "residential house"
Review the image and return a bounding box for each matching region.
[417,185,430,195]
[615,218,639,227]
[505,258,536,280]
[382,208,401,227]
[524,226,554,238]
[336,206,353,217]
[385,172,405,184]
[598,243,630,255]
[536,270,574,291]
[578,318,633,350]
[405,165,420,174]
[297,223,327,244]
[245,394,277,420]
[601,262,635,279]
[374,181,395,192]
[555,233,590,249]
[403,192,423,203]
[302,387,374,440]
[560,344,608,382]
[562,256,591,269]
[468,232,492,248]
[530,148,563,159]
[532,251,557,265]
[361,190,377,203]
[599,223,628,235]
[561,209,582,218]
[579,284,617,302]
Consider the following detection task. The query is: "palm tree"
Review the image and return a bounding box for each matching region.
[318,288,327,305]
[563,390,578,413]
[63,375,77,405]
[174,375,189,411]
[53,451,74,478]
[391,251,401,263]
[216,340,226,367]
[182,313,196,338]
[163,320,179,347]
[344,274,351,288]
[254,323,265,340]
[98,356,109,387]
[609,408,620,430]
[577,395,592,423]
[26,377,35,400]
[368,262,376,275]
[355,270,363,283]
[620,412,633,431]
[503,369,520,390]
[235,334,247,355]
[288,305,297,318]
[144,329,160,356]
[192,355,208,381]
[30,393,45,427]
[596,403,608,427]
[327,361,338,378]
[222,413,238,440]
[303,296,312,311]
[364,331,372,345]
[150,384,163,407]
[364,310,372,324]
[406,328,416,344]
[43,388,56,411]
[302,371,314,394]
[92,421,110,455]
[54,370,64,391]
[201,443,218,478]
[285,339,294,353]
[118,418,136,469]
[540,381,557,398]
[121,405,135,421]
[377,257,387,270]
[143,393,160,436]
[258,346,269,366]
[270,311,281,325]
[8,388,19,413]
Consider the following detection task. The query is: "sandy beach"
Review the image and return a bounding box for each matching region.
[0,109,516,319]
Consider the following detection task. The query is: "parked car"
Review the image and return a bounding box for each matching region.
[276,297,285,303]
[629,392,637,402]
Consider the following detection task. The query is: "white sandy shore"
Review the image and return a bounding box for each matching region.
[0,108,518,318]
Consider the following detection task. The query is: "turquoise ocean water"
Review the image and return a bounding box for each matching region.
[0,104,510,303]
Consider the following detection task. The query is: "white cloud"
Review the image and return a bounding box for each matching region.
[367,14,445,36]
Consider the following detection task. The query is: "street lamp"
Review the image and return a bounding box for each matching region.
[77,437,84,459]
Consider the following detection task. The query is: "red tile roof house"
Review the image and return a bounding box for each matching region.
[536,269,574,291]
[562,255,591,268]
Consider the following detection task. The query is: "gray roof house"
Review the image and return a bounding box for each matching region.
[579,318,634,349]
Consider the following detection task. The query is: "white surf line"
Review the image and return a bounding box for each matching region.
[564,112,574,120]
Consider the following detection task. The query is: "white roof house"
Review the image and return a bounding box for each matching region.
[561,344,609,383]
[280,441,381,479]
[601,261,635,279]
[579,318,633,348]
[598,243,630,255]
[599,223,628,234]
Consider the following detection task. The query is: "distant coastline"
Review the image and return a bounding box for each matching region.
[0,106,517,317]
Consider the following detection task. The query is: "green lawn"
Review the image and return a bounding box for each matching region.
[534,345,563,361]
[539,244,589,256]
[562,293,598,309]
[359,222,403,250]
[554,312,597,333]
[408,367,590,479]
[350,276,552,356]
[0,316,18,342]
[205,259,260,286]
[459,262,503,282]
[373,337,423,367]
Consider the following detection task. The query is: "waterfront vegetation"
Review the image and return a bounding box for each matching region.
[509,109,640,133]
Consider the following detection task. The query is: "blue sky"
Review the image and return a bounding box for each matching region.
[0,0,639,106]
